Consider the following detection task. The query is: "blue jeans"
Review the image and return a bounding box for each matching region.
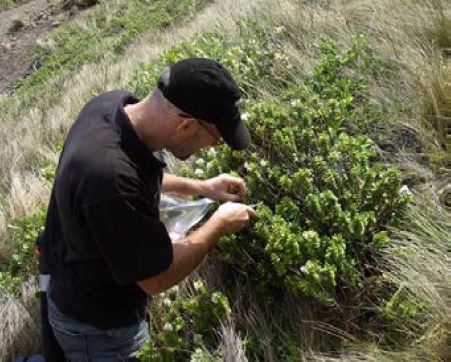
[47,284,150,361]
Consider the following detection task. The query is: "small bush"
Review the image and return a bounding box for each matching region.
[0,207,46,295]
[129,25,414,358]
[146,33,412,303]
[138,280,230,361]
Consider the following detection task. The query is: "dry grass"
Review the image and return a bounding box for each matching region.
[0,0,449,360]
[218,321,248,362]
[0,277,41,358]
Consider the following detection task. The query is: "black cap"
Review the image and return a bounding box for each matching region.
[157,58,251,150]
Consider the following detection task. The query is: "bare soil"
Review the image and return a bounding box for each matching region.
[0,0,82,94]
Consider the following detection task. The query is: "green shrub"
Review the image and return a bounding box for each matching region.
[156,34,412,303]
[128,26,414,357]
[129,17,412,300]
[0,207,46,294]
[138,280,230,361]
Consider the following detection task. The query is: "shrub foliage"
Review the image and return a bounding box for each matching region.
[138,280,230,361]
[131,27,411,304]
[0,207,45,294]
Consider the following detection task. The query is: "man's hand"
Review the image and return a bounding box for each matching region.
[201,173,247,201]
[209,202,256,235]
[137,202,256,296]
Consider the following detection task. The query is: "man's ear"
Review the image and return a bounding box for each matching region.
[175,118,197,135]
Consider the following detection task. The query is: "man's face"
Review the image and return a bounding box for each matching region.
[168,114,222,161]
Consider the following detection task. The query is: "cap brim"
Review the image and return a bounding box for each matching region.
[217,117,251,151]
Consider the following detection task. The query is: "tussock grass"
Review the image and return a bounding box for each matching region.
[0,0,449,359]
[0,278,41,358]
[218,322,248,362]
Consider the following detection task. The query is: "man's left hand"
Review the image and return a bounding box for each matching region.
[201,173,247,202]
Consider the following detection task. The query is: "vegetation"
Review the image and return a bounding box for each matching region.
[7,0,210,103]
[139,280,231,361]
[59,0,98,9]
[128,25,417,360]
[0,0,449,360]
[0,0,27,11]
[0,207,45,295]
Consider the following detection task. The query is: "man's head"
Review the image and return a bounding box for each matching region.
[158,58,251,159]
[151,88,222,160]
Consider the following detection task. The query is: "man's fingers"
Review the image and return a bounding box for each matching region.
[223,174,247,195]
[222,193,241,202]
[231,193,242,201]
[246,206,257,218]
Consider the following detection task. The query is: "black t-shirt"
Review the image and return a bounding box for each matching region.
[39,90,173,329]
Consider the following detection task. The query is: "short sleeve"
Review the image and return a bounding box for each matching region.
[83,194,173,285]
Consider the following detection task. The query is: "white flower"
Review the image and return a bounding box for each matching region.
[190,348,206,362]
[300,265,308,274]
[241,113,249,121]
[163,298,172,307]
[274,26,286,34]
[194,280,204,291]
[211,292,220,303]
[259,159,268,167]
[193,334,203,344]
[163,323,173,332]
[195,158,205,166]
[194,168,205,177]
[399,185,413,195]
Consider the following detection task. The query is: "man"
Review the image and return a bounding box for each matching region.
[38,57,256,360]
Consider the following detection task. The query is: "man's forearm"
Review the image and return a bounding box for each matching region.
[137,216,224,295]
[161,173,204,196]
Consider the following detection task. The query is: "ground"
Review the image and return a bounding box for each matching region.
[0,0,83,94]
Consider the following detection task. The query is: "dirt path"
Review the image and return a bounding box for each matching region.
[0,0,80,93]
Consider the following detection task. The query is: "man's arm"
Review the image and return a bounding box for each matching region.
[162,173,247,201]
[161,173,203,195]
[137,202,256,295]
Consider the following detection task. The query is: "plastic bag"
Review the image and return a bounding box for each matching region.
[159,194,215,241]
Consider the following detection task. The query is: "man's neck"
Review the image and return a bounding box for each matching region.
[124,100,162,152]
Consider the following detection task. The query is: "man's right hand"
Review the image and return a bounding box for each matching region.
[137,202,256,295]
[209,202,257,236]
